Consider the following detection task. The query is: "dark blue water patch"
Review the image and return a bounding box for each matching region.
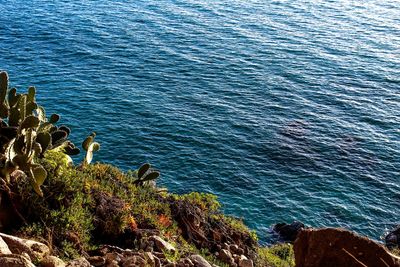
[1,0,400,243]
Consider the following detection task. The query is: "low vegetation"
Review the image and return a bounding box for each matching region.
[257,244,295,267]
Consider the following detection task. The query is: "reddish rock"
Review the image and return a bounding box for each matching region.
[294,228,400,267]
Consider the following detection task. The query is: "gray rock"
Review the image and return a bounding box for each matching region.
[122,255,147,267]
[238,255,253,267]
[105,260,119,267]
[87,256,106,266]
[40,255,66,267]
[0,254,36,267]
[104,252,123,264]
[149,235,176,253]
[218,249,234,265]
[177,257,195,267]
[189,254,212,267]
[0,232,50,262]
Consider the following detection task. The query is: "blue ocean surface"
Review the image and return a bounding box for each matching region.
[0,0,399,243]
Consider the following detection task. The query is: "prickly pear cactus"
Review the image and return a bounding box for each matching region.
[133,163,160,186]
[0,71,82,196]
[82,132,100,165]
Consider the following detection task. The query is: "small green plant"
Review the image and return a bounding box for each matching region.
[163,246,181,263]
[198,248,230,267]
[257,244,295,267]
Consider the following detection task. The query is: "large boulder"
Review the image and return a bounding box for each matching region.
[0,254,36,267]
[294,228,400,267]
[189,254,212,267]
[273,221,305,242]
[0,233,50,262]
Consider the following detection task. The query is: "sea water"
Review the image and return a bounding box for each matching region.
[0,0,399,242]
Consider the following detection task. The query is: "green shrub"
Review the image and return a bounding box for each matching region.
[16,150,95,258]
[15,153,179,259]
[257,243,295,267]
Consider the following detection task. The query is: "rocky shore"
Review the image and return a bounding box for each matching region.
[0,231,256,267]
[0,230,255,267]
[1,224,400,267]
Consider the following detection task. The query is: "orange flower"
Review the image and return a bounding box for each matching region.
[158,214,172,228]
[128,216,138,230]
[164,231,173,239]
